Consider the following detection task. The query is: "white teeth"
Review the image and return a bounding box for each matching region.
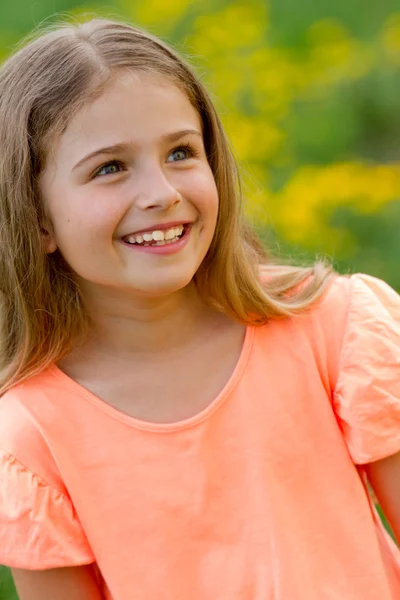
[152,230,164,241]
[164,229,176,240]
[125,224,186,245]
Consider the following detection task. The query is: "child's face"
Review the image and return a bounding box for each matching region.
[39,72,219,298]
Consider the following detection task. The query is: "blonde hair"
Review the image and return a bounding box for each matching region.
[0,17,335,395]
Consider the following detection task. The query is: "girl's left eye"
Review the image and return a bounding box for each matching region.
[167,144,198,163]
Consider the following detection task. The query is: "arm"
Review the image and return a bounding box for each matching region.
[11,564,103,600]
[365,450,400,545]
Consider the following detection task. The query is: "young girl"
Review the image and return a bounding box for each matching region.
[0,17,399,600]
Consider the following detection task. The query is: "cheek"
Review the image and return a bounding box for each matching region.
[190,171,219,218]
[52,190,124,244]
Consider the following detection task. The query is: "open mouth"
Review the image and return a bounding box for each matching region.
[123,223,191,247]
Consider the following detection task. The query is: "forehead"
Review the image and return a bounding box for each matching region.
[48,72,202,169]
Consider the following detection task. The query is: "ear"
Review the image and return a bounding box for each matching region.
[40,219,57,254]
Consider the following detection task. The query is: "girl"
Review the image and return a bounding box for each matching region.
[0,17,399,600]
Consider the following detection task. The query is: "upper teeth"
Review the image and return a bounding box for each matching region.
[125,225,185,244]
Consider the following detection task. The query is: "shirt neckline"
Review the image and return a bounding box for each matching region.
[47,324,256,433]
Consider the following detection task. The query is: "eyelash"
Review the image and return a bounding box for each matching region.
[93,143,200,178]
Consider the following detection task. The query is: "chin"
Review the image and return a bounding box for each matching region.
[133,273,195,297]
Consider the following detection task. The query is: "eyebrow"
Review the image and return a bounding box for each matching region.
[71,129,203,172]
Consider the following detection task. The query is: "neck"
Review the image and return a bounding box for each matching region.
[76,280,219,358]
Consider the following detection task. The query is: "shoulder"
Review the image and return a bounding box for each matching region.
[0,381,42,456]
[295,271,399,328]
[313,272,399,345]
[272,272,399,392]
[302,271,399,350]
[0,371,67,493]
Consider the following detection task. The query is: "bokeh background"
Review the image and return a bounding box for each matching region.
[0,0,399,598]
[1,0,400,288]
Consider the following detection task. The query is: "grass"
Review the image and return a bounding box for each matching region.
[0,566,18,600]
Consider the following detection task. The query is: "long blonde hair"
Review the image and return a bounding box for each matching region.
[0,17,335,395]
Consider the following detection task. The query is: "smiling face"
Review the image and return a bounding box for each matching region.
[39,72,219,299]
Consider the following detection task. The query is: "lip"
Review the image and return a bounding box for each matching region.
[120,223,193,255]
[121,220,193,239]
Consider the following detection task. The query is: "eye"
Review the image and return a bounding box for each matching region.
[167,144,199,163]
[94,160,124,178]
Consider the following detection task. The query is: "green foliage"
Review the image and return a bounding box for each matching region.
[0,566,18,600]
[268,0,400,44]
[1,0,400,286]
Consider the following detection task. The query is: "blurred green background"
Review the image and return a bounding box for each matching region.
[0,0,399,597]
[1,0,400,288]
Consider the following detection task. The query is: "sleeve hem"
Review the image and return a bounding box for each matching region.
[0,553,96,570]
[352,438,400,465]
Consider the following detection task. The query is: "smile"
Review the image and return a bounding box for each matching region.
[123,224,187,246]
[121,223,192,255]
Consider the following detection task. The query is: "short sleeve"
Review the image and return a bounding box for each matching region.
[0,448,95,569]
[333,273,400,465]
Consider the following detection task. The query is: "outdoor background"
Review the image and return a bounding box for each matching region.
[0,0,399,598]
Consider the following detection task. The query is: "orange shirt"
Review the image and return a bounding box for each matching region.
[0,272,400,599]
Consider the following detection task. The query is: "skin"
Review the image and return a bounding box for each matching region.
[11,565,103,600]
[40,72,224,355]
[39,71,247,422]
[365,454,400,546]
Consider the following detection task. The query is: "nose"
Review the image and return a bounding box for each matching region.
[133,163,182,212]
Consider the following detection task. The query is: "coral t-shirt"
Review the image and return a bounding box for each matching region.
[0,273,400,599]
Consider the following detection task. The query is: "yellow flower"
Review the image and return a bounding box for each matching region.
[118,0,193,31]
[247,162,400,254]
[381,13,400,65]
[222,115,284,162]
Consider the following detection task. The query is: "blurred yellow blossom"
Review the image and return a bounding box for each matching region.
[263,163,400,250]
[303,20,376,93]
[222,114,284,162]
[118,0,194,32]
[52,2,400,269]
[381,13,400,66]
[189,2,267,53]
